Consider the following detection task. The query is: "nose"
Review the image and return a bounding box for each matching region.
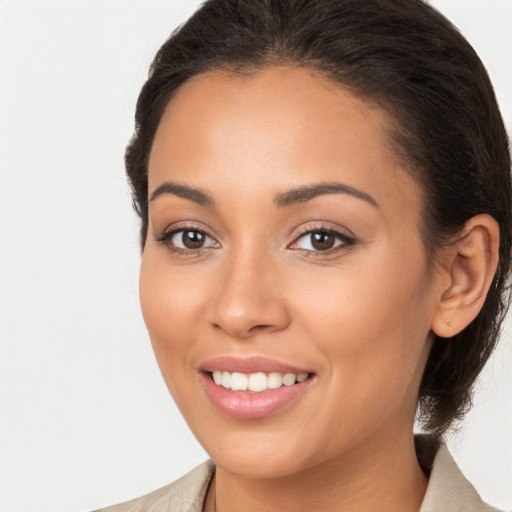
[207,250,291,339]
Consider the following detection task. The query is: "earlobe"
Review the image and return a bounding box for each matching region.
[431,214,500,338]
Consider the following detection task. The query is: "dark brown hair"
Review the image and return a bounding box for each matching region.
[126,0,512,436]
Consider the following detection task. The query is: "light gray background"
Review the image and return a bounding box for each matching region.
[0,1,511,511]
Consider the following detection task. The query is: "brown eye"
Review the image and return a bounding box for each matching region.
[289,228,355,253]
[156,228,219,252]
[181,230,205,249]
[311,232,335,251]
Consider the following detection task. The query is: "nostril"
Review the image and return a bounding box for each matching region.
[210,319,284,339]
[248,324,273,332]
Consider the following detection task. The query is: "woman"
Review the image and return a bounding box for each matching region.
[98,0,511,510]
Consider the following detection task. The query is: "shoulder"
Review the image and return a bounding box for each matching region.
[95,460,215,512]
[417,435,503,512]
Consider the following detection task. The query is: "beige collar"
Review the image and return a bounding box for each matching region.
[96,436,500,511]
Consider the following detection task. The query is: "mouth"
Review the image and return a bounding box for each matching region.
[209,370,311,392]
[199,357,315,419]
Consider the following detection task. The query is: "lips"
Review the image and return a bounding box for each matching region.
[199,356,315,419]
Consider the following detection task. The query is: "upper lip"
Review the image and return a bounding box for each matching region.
[199,356,313,375]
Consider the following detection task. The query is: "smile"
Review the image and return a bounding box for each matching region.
[211,370,309,392]
[199,357,315,419]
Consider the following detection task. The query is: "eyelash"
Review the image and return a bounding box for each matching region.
[288,225,357,256]
[155,224,356,257]
[155,226,219,256]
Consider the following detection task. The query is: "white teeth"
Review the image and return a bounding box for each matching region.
[248,372,268,392]
[222,371,231,388]
[230,372,248,391]
[282,373,296,386]
[267,372,283,389]
[211,370,310,392]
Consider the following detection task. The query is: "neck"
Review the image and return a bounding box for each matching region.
[208,431,428,512]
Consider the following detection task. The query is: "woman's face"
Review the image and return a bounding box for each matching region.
[140,67,441,478]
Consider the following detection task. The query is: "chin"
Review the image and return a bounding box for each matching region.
[188,418,318,479]
[211,445,310,479]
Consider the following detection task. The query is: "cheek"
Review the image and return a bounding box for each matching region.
[293,248,431,344]
[139,247,210,332]
[289,246,433,419]
[138,250,208,400]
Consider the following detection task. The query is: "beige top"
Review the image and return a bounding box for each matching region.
[96,437,501,512]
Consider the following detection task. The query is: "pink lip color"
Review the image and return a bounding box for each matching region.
[199,357,314,419]
[200,356,311,375]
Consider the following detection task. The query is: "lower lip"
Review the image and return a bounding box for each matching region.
[200,372,313,419]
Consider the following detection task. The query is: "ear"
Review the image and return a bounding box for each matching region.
[431,214,500,338]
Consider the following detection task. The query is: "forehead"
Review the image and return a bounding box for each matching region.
[152,66,393,162]
[148,66,420,216]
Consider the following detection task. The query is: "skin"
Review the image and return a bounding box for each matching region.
[139,67,496,511]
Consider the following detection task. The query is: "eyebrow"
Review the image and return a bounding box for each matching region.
[149,180,378,209]
[149,182,215,207]
[274,182,379,208]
